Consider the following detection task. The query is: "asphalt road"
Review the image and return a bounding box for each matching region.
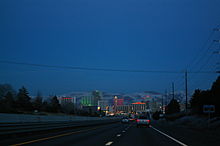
[0,121,219,146]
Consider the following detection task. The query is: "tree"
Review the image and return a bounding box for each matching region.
[50,96,61,113]
[152,111,162,120]
[190,76,220,116]
[41,101,50,112]
[0,84,16,99]
[61,102,75,114]
[190,89,202,114]
[0,91,15,113]
[211,76,220,115]
[165,99,180,114]
[16,86,33,111]
[33,92,43,111]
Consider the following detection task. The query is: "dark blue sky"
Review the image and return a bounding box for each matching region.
[0,0,220,96]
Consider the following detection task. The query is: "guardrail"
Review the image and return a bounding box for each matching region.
[0,118,120,140]
[0,113,118,123]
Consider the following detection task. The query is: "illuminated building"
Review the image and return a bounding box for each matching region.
[131,102,147,112]
[58,97,76,105]
[80,96,96,106]
[98,99,110,111]
[113,96,124,106]
[115,102,147,113]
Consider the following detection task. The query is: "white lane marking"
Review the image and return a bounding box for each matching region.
[117,134,121,137]
[105,141,113,146]
[122,130,126,133]
[150,126,188,146]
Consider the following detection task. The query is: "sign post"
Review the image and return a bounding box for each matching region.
[203,105,215,128]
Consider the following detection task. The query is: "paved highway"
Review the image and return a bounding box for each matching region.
[0,121,219,146]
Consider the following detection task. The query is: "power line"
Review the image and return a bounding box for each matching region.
[170,25,218,93]
[0,60,218,74]
[186,28,216,71]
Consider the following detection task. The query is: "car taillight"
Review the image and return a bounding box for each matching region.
[146,120,150,123]
[136,119,140,122]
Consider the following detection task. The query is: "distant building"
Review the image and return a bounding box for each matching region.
[80,90,103,107]
[58,97,76,105]
[80,95,96,106]
[150,98,161,113]
[113,96,124,106]
[114,102,147,113]
[98,99,110,111]
[81,106,98,114]
[92,90,102,106]
[131,102,147,113]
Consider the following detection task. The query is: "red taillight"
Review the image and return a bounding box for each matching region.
[146,120,150,123]
[136,119,140,122]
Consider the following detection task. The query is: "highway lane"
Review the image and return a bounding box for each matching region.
[0,121,190,146]
[0,122,126,146]
[112,124,183,146]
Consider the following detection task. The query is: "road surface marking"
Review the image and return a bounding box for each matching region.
[122,130,125,133]
[11,126,102,146]
[117,134,121,137]
[150,126,188,146]
[105,141,113,145]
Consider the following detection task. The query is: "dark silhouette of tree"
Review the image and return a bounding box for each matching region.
[165,99,180,114]
[0,91,15,113]
[0,84,16,99]
[152,111,162,120]
[190,89,211,114]
[41,101,50,112]
[16,86,33,111]
[190,89,202,114]
[50,96,61,113]
[211,76,220,115]
[61,102,74,114]
[190,76,220,116]
[33,92,43,111]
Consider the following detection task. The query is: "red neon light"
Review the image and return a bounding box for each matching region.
[61,97,73,100]
[132,102,146,104]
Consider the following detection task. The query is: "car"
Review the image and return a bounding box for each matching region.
[136,115,151,127]
[121,118,129,123]
[128,118,136,122]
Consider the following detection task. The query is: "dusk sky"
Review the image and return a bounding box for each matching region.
[0,0,220,96]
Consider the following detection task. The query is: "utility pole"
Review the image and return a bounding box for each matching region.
[172,82,175,100]
[163,90,167,114]
[165,90,168,105]
[185,70,188,113]
[162,93,164,113]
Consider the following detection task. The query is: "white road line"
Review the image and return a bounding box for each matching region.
[117,134,121,137]
[150,126,188,146]
[122,131,126,133]
[105,141,113,146]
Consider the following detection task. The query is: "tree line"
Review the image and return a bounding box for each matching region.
[190,76,220,116]
[0,85,102,116]
[152,76,220,120]
[0,85,61,114]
